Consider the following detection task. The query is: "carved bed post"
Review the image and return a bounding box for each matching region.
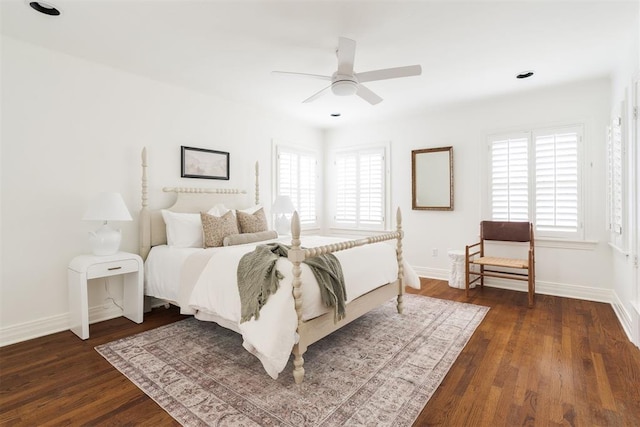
[140,147,151,260]
[396,207,404,314]
[289,211,306,384]
[255,161,260,205]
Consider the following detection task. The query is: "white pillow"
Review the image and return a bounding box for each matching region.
[237,204,263,215]
[161,210,203,248]
[207,203,230,217]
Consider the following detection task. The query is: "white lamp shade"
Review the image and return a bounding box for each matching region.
[271,195,295,215]
[83,192,132,222]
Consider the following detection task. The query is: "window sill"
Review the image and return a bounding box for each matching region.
[607,242,629,256]
[535,238,598,250]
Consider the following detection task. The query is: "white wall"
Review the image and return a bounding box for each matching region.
[609,3,640,346]
[0,36,322,345]
[325,78,613,302]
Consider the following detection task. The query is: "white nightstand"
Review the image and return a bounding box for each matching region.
[68,252,143,339]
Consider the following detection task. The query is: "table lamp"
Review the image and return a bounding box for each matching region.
[83,192,132,255]
[272,195,295,235]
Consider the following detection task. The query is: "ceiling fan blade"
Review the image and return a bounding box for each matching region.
[356,65,422,83]
[302,85,332,103]
[272,71,331,81]
[356,84,383,105]
[337,37,356,76]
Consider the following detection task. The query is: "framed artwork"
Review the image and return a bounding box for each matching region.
[181,146,229,180]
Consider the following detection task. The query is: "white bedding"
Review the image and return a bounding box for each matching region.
[144,245,204,304]
[144,236,420,379]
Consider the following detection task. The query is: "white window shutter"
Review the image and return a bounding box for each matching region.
[488,126,583,240]
[335,148,386,228]
[359,151,384,225]
[297,154,317,225]
[534,130,579,233]
[490,135,529,222]
[276,148,317,227]
[608,118,623,235]
[335,154,357,224]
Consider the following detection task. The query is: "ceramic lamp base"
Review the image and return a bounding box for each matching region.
[88,223,122,256]
[274,214,291,236]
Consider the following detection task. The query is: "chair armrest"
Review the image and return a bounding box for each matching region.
[466,242,481,249]
[465,242,482,259]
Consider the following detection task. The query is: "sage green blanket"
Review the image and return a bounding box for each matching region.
[238,243,346,323]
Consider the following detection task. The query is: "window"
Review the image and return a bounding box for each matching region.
[333,146,387,230]
[607,115,624,248]
[488,125,583,239]
[275,146,318,228]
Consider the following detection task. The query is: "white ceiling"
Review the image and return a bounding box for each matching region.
[1,0,637,129]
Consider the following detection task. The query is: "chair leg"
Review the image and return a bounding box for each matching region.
[480,265,484,288]
[464,257,470,298]
[528,272,534,308]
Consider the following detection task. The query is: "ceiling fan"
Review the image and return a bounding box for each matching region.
[273,37,422,105]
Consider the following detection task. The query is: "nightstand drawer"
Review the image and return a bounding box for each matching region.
[87,259,139,279]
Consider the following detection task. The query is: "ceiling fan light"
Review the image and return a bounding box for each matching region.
[331,80,358,96]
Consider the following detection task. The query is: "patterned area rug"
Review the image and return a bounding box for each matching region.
[96,295,488,426]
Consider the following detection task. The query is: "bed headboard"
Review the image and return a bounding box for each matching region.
[139,147,260,259]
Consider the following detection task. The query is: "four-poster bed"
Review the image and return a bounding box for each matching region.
[139,148,416,383]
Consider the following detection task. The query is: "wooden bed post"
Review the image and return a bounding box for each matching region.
[255,161,260,205]
[140,147,151,260]
[289,211,306,384]
[396,207,404,314]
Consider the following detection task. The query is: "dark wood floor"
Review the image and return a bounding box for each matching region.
[1,279,639,426]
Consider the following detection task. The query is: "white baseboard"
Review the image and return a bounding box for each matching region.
[630,302,640,349]
[415,268,614,303]
[483,277,614,304]
[0,303,123,347]
[413,266,448,281]
[611,292,634,344]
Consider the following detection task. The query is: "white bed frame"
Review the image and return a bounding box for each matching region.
[139,148,405,384]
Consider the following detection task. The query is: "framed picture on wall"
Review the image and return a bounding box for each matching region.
[181,146,230,180]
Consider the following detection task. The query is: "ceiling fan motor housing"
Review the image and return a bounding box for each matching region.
[331,74,358,96]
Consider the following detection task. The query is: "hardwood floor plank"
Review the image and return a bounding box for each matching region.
[1,279,639,426]
[411,280,640,427]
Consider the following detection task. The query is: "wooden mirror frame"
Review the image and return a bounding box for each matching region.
[412,146,454,211]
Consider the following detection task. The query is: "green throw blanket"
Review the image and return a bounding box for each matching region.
[237,243,346,324]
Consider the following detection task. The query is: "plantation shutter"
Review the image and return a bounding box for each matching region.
[608,119,623,234]
[297,154,317,225]
[276,148,317,227]
[358,151,385,225]
[335,148,386,228]
[534,129,579,233]
[278,151,297,204]
[489,135,529,221]
[487,125,583,240]
[335,153,358,224]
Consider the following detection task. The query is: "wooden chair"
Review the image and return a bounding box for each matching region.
[465,221,535,307]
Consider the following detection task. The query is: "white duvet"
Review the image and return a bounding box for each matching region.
[148,236,420,379]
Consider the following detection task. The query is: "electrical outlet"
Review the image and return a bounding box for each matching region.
[432,248,438,257]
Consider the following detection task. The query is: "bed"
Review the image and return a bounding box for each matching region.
[139,148,420,383]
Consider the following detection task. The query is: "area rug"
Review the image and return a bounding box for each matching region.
[96,295,488,426]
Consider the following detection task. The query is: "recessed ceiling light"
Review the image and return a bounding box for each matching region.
[516,70,534,79]
[28,1,61,16]
[330,113,341,117]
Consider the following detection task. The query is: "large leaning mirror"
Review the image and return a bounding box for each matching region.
[412,146,454,210]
